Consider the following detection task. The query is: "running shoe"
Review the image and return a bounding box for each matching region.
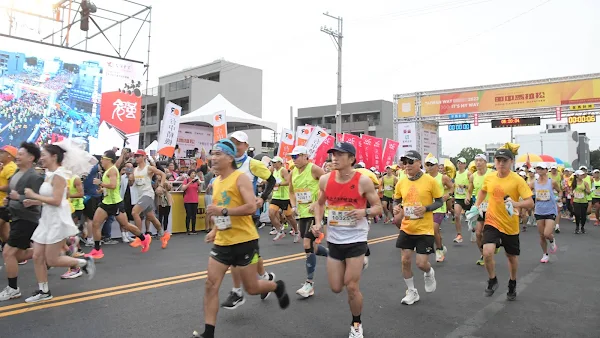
[221,291,245,309]
[540,254,549,264]
[296,281,314,298]
[82,256,96,280]
[424,268,436,293]
[102,238,118,245]
[476,256,485,266]
[269,229,278,235]
[485,277,498,296]
[260,272,276,300]
[549,240,557,254]
[25,290,53,303]
[161,232,171,249]
[470,231,477,243]
[0,286,21,301]
[18,260,27,265]
[141,234,152,253]
[85,248,104,259]
[401,289,419,305]
[453,234,463,243]
[130,237,142,248]
[507,280,517,301]
[349,322,364,338]
[273,231,286,241]
[61,268,83,279]
[275,280,290,309]
[293,233,300,243]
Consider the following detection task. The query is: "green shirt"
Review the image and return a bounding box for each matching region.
[432,173,446,214]
[292,163,319,219]
[272,168,290,200]
[102,166,123,205]
[454,170,469,199]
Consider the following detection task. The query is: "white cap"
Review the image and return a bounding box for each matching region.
[536,163,548,169]
[271,156,284,163]
[289,146,308,156]
[425,157,439,165]
[528,168,535,173]
[230,131,249,144]
[519,171,527,177]
[575,169,585,175]
[564,167,573,172]
[370,166,377,171]
[593,169,600,174]
[357,162,366,168]
[579,165,588,171]
[474,154,487,161]
[550,164,557,169]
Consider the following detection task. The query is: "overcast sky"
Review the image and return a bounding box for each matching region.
[4,0,600,156]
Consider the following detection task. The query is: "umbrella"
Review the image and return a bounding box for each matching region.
[539,155,556,163]
[553,157,564,165]
[516,153,542,163]
[564,162,572,168]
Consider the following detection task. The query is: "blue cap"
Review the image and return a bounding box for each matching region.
[210,139,237,157]
[327,142,356,156]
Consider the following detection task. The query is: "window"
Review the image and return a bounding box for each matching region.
[366,112,380,126]
[324,116,336,124]
[342,115,351,123]
[368,130,376,136]
[353,114,368,122]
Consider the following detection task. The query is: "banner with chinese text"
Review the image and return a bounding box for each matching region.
[296,125,312,146]
[304,126,329,159]
[212,110,227,143]
[157,102,182,157]
[381,138,400,170]
[361,134,383,170]
[313,135,335,167]
[340,134,364,165]
[278,128,295,158]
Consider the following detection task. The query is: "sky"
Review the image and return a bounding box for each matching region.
[3,0,600,156]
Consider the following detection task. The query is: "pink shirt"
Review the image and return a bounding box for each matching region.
[183,178,199,203]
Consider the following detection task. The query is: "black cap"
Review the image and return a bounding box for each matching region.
[401,150,422,161]
[327,142,356,156]
[494,148,514,160]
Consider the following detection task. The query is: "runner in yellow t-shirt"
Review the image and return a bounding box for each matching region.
[392,150,443,305]
[474,149,533,301]
[0,145,18,244]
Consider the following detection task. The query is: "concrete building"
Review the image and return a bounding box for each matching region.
[514,123,589,168]
[0,50,25,76]
[140,60,263,148]
[485,143,505,163]
[296,100,393,139]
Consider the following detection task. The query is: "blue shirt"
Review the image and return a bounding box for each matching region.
[83,164,101,198]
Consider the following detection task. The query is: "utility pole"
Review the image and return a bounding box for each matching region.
[321,12,343,141]
[540,135,544,155]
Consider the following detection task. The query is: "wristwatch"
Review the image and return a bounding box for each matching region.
[221,208,229,216]
[365,208,371,216]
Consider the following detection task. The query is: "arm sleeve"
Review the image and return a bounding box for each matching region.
[250,159,276,200]
[425,197,444,212]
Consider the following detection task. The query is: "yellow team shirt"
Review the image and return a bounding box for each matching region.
[248,158,272,180]
[482,172,532,235]
[394,174,443,235]
[212,170,260,246]
[0,161,17,206]
[355,168,379,187]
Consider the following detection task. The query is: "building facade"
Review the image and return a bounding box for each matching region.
[140,60,263,148]
[296,100,394,140]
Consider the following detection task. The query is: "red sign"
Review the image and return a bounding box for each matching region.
[381,138,399,171]
[556,107,562,121]
[473,113,479,126]
[341,134,365,165]
[313,135,335,167]
[100,91,142,134]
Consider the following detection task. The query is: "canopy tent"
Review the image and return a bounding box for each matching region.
[179,94,277,132]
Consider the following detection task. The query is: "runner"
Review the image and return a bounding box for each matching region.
[288,145,328,298]
[424,157,453,262]
[380,166,397,223]
[313,142,382,338]
[579,166,593,221]
[392,150,442,305]
[85,150,152,259]
[474,148,533,300]
[221,131,276,309]
[530,163,559,263]
[269,156,299,242]
[129,150,171,249]
[0,142,44,301]
[591,169,600,226]
[467,154,493,265]
[194,139,289,338]
[572,170,591,234]
[548,165,563,233]
[0,145,18,246]
[452,157,470,243]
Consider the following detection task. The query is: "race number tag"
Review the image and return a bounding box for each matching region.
[536,189,550,201]
[455,186,465,195]
[328,206,357,227]
[595,188,600,196]
[214,216,232,230]
[295,189,312,204]
[384,186,393,191]
[574,191,585,199]
[479,202,488,212]
[403,203,423,220]
[102,188,108,197]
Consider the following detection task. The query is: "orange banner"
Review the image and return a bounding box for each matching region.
[397,97,417,117]
[419,78,600,116]
[278,128,295,158]
[296,125,312,146]
[212,110,227,142]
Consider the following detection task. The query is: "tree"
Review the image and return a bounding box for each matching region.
[450,147,485,165]
[591,148,600,170]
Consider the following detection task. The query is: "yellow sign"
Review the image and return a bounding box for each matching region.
[397,97,416,117]
[569,104,595,111]
[568,115,596,124]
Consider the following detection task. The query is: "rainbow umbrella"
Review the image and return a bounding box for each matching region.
[553,157,564,165]
[539,155,556,164]
[516,153,542,163]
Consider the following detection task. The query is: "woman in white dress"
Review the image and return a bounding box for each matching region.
[23,143,97,303]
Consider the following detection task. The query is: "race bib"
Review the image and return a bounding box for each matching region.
[536,189,550,201]
[595,188,600,196]
[328,206,357,227]
[102,188,108,197]
[566,194,571,199]
[213,216,232,230]
[295,190,312,204]
[135,178,144,186]
[574,191,585,199]
[273,186,279,191]
[384,186,393,191]
[480,202,488,212]
[455,186,465,195]
[403,203,423,220]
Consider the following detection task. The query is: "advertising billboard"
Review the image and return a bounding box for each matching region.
[396,97,417,118]
[419,78,600,116]
[0,34,144,153]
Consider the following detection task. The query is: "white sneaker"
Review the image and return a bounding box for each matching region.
[296,281,314,298]
[549,240,557,254]
[401,288,420,305]
[293,233,300,243]
[424,268,436,293]
[269,229,278,235]
[273,231,286,241]
[0,286,21,301]
[121,232,130,243]
[349,323,364,338]
[540,254,549,263]
[363,256,369,271]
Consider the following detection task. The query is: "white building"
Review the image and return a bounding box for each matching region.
[485,143,505,163]
[515,124,579,167]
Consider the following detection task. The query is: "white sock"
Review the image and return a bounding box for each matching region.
[424,267,434,277]
[77,259,87,267]
[39,282,49,293]
[232,287,243,297]
[261,272,270,280]
[404,277,415,290]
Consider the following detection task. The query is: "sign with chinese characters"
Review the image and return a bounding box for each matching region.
[313,135,335,167]
[212,110,227,142]
[569,104,595,111]
[157,102,182,157]
[397,123,417,151]
[491,117,541,128]
[296,125,313,146]
[381,138,400,169]
[304,126,329,159]
[361,134,383,171]
[177,124,213,159]
[422,123,438,158]
[277,128,295,158]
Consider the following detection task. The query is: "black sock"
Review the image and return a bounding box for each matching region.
[137,233,145,241]
[274,280,284,297]
[202,324,215,338]
[94,241,101,251]
[8,277,17,289]
[490,276,497,282]
[549,239,554,243]
[508,279,516,287]
[352,314,361,325]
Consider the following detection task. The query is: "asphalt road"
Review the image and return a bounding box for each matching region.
[1,218,599,338]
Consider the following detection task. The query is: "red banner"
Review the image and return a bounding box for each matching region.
[341,134,364,164]
[360,135,383,171]
[381,138,400,170]
[313,135,335,167]
[100,91,142,134]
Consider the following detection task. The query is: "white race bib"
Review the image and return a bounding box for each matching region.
[455,186,465,195]
[295,190,312,204]
[403,203,423,220]
[480,202,488,212]
[384,186,393,191]
[536,189,550,201]
[213,216,232,230]
[574,191,585,199]
[595,188,600,196]
[328,206,357,227]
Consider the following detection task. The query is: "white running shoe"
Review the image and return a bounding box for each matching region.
[0,286,21,301]
[540,254,549,263]
[401,288,420,305]
[470,231,477,243]
[121,232,130,243]
[424,268,436,293]
[293,233,300,243]
[349,323,364,338]
[549,240,557,254]
[273,231,286,241]
[269,229,278,235]
[296,281,314,298]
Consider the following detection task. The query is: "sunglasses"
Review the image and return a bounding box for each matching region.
[401,158,415,165]
[291,154,305,160]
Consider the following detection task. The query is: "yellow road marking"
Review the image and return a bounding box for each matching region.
[0,233,397,318]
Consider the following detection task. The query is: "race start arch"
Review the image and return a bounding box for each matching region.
[393,73,600,158]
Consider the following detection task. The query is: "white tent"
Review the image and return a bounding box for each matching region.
[179,94,276,132]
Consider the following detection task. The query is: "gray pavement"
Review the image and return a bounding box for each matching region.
[1,218,599,338]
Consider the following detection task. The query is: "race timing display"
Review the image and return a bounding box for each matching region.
[491,117,541,128]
